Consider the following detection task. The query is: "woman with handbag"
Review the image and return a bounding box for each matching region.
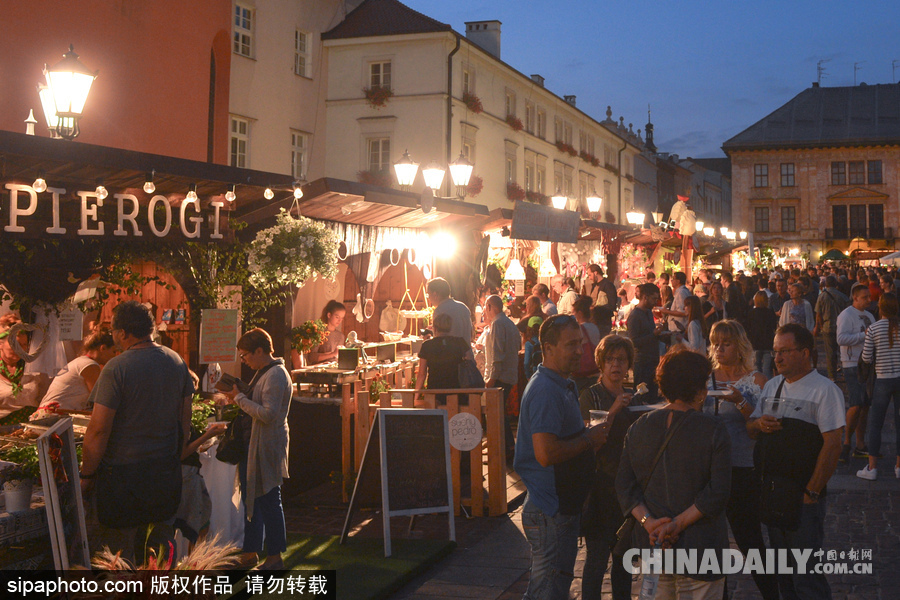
[704,321,779,600]
[857,292,900,480]
[220,328,292,570]
[573,295,601,393]
[616,348,731,600]
[578,335,637,600]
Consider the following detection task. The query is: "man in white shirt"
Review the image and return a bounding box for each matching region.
[552,275,579,315]
[835,284,874,461]
[427,277,472,343]
[748,324,844,600]
[657,271,690,332]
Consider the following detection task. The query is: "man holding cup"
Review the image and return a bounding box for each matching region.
[748,324,844,599]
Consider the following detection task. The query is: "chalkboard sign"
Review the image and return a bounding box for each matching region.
[340,409,455,557]
[37,418,90,570]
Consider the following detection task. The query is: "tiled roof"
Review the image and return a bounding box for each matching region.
[691,158,731,177]
[723,83,900,152]
[322,0,452,40]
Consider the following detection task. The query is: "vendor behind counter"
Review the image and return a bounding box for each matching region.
[0,314,49,420]
[299,300,346,367]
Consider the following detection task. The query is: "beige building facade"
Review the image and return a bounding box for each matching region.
[724,83,900,260]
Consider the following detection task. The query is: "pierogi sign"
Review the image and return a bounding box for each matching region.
[2,183,229,241]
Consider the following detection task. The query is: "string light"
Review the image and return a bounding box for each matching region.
[143,171,156,194]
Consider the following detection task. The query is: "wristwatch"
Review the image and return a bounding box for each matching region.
[805,488,821,500]
[640,513,651,526]
[735,399,747,410]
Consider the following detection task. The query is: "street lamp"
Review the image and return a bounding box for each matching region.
[448,152,474,199]
[703,226,715,236]
[393,150,418,190]
[695,220,705,231]
[626,211,646,227]
[740,231,748,240]
[720,226,729,236]
[551,188,568,210]
[585,189,602,214]
[41,45,98,140]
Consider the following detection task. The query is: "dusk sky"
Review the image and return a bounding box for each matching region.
[406,0,900,158]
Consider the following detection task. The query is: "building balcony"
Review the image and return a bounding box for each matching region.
[825,227,893,241]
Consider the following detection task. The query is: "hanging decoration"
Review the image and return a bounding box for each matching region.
[247,208,339,290]
[618,243,648,280]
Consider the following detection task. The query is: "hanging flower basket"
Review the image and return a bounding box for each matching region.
[247,208,340,290]
[556,141,577,157]
[462,92,483,114]
[289,320,329,354]
[466,174,484,197]
[591,156,601,167]
[505,114,524,132]
[525,191,549,205]
[363,86,393,108]
[605,211,617,224]
[506,182,526,202]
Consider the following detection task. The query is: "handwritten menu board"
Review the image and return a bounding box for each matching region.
[340,409,455,557]
[198,309,239,364]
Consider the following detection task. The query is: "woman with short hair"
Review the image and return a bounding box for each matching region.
[220,327,292,570]
[616,348,731,599]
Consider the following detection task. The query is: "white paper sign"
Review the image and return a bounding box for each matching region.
[448,412,483,452]
[57,309,84,341]
[199,309,239,364]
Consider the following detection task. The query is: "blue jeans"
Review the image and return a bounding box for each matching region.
[238,459,287,556]
[767,499,830,600]
[522,503,580,600]
[754,350,773,380]
[867,376,900,458]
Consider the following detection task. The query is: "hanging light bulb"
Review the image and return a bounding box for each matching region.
[186,184,198,202]
[293,181,304,199]
[32,175,47,193]
[143,171,156,194]
[95,184,108,200]
[225,184,236,203]
[264,187,274,200]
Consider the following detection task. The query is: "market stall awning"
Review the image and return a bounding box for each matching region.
[232,177,491,232]
[821,249,849,261]
[0,129,296,207]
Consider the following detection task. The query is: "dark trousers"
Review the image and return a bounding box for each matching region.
[582,532,631,600]
[726,467,780,600]
[239,459,287,556]
[822,331,839,380]
[498,381,515,461]
[768,499,831,600]
[633,358,659,400]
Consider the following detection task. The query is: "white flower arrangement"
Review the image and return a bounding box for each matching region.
[247,208,340,289]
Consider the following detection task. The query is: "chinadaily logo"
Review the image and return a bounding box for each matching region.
[623,548,873,576]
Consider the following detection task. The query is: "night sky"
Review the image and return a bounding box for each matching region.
[406,0,900,158]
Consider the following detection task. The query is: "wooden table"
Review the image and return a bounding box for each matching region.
[291,354,420,502]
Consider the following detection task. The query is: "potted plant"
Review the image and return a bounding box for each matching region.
[466,174,484,198]
[289,319,329,368]
[462,92,483,114]
[506,182,526,202]
[1,445,41,512]
[505,114,524,132]
[363,85,393,108]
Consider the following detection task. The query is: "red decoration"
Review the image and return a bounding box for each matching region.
[363,86,393,108]
[466,174,484,197]
[462,92,483,114]
[506,114,524,131]
[506,182,526,202]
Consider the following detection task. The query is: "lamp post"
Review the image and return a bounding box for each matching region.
[626,211,646,228]
[586,189,602,216]
[40,45,98,140]
[395,151,474,200]
[550,188,568,210]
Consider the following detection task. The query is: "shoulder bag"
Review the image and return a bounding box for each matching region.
[613,411,691,555]
[216,360,281,465]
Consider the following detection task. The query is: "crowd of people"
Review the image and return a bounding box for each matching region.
[511,261,900,600]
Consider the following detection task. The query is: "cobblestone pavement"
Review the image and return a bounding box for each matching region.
[287,360,899,599]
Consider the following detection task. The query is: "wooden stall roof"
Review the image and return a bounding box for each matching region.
[233,177,491,232]
[0,129,296,203]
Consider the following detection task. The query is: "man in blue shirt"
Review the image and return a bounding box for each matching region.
[515,314,609,599]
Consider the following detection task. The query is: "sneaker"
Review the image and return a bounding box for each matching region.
[852,447,869,458]
[856,465,878,481]
[839,445,851,463]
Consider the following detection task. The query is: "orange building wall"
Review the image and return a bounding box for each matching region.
[0,0,231,164]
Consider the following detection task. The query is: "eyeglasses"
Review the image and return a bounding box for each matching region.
[772,348,802,356]
[239,351,251,360]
